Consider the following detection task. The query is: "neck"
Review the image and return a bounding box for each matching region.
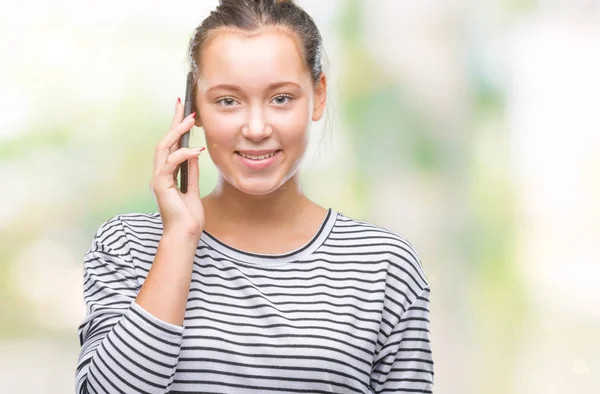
[204,174,312,227]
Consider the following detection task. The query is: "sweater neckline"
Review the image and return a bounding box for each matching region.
[199,208,337,265]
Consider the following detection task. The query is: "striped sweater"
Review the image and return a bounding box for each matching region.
[76,209,433,393]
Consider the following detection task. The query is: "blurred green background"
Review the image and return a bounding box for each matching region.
[1,0,599,393]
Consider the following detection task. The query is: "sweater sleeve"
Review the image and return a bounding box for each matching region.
[369,287,434,393]
[75,217,184,394]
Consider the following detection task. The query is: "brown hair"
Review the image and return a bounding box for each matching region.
[187,0,324,88]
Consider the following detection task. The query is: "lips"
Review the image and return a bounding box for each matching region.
[235,150,281,160]
[235,150,282,170]
[237,150,279,160]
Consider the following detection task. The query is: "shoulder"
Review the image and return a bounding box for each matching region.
[90,212,164,253]
[329,211,430,305]
[87,212,165,277]
[94,212,162,238]
[330,212,424,270]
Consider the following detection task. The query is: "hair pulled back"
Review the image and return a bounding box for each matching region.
[187,0,323,86]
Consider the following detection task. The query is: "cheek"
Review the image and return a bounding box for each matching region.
[199,108,240,150]
[271,103,312,144]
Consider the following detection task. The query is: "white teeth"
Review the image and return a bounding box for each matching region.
[239,151,278,160]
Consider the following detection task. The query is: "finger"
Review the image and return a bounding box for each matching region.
[156,147,204,188]
[154,112,196,176]
[170,97,184,129]
[186,151,201,195]
[160,112,195,151]
[154,100,184,178]
[173,147,204,184]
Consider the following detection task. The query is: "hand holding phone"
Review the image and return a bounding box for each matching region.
[150,71,205,238]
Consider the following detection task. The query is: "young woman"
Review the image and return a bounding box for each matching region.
[75,1,433,393]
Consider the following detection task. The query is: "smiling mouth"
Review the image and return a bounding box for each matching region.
[235,150,281,160]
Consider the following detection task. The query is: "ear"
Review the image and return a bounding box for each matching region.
[311,73,327,122]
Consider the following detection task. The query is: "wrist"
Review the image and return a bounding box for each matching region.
[162,229,203,247]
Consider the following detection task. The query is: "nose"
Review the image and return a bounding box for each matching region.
[241,106,272,141]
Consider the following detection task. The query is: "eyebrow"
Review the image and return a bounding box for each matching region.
[206,81,302,94]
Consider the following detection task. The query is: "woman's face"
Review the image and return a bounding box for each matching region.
[195,26,326,195]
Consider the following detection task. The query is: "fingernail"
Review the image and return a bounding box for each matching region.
[191,147,206,154]
[188,111,196,119]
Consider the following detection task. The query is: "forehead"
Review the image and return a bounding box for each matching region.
[198,26,310,90]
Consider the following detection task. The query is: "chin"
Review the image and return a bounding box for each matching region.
[228,175,290,196]
[213,152,302,196]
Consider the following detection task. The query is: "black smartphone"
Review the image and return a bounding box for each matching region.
[179,72,194,193]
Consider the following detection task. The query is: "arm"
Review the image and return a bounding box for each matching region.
[369,287,434,393]
[75,217,196,394]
